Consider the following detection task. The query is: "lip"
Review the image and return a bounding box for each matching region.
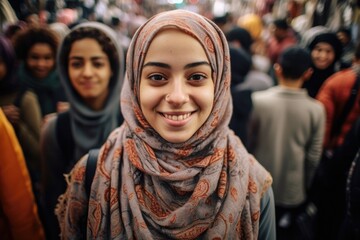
[34,69,49,75]
[80,81,95,89]
[160,111,194,127]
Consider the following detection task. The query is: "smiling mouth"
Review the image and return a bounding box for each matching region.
[162,112,192,121]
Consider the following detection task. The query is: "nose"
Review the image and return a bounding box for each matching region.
[82,62,93,77]
[36,58,48,68]
[165,80,189,106]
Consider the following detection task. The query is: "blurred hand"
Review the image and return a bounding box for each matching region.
[42,113,56,126]
[2,105,20,125]
[57,101,70,113]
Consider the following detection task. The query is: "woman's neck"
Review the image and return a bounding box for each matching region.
[84,93,108,111]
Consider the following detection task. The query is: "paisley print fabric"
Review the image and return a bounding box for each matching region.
[56,10,272,239]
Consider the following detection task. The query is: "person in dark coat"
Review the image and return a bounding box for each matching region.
[228,46,253,147]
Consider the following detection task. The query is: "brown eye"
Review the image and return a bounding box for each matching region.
[149,74,166,81]
[189,74,206,81]
[69,61,82,68]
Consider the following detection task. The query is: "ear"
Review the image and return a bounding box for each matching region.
[273,63,282,77]
[302,68,313,81]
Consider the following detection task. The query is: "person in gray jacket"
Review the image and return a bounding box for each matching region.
[249,46,325,239]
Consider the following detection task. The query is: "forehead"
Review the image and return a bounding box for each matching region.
[144,28,208,61]
[142,29,209,66]
[28,43,53,54]
[313,42,334,51]
[148,28,200,48]
[69,38,102,53]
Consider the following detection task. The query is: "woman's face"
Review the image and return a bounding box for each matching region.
[26,43,55,79]
[311,42,336,70]
[68,38,112,109]
[139,29,214,143]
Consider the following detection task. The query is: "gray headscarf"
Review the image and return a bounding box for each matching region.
[57,21,125,160]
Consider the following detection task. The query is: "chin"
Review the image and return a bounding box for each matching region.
[161,133,192,144]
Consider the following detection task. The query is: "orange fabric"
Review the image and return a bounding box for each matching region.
[0,109,45,240]
[237,13,263,40]
[316,69,360,149]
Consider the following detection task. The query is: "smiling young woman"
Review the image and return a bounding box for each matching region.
[56,10,275,240]
[13,27,67,116]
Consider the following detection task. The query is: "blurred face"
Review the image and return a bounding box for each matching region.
[270,24,286,41]
[337,31,350,46]
[0,59,6,80]
[140,29,214,143]
[26,43,55,79]
[311,42,335,70]
[68,38,112,109]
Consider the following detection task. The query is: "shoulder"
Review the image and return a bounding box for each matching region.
[21,90,40,107]
[326,69,356,85]
[42,114,58,140]
[251,88,277,104]
[248,154,273,197]
[22,90,37,100]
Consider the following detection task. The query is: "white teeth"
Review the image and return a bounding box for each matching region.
[164,113,191,121]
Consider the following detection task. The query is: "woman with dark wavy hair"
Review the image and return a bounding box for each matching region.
[13,26,67,116]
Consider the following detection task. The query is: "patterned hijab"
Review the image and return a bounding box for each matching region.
[57,10,272,239]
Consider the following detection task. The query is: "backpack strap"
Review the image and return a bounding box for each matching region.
[85,148,99,199]
[56,111,74,162]
[83,148,99,237]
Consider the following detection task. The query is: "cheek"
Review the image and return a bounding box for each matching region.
[68,71,81,91]
[197,86,214,115]
[47,59,55,69]
[0,65,6,79]
[139,86,158,111]
[68,69,78,84]
[327,52,335,62]
[102,71,112,86]
[26,58,35,67]
[311,51,319,60]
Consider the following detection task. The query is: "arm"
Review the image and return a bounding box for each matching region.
[316,77,337,148]
[0,110,45,240]
[305,104,326,188]
[258,187,276,240]
[16,91,42,171]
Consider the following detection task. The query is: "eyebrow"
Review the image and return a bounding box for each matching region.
[68,56,107,60]
[142,61,211,69]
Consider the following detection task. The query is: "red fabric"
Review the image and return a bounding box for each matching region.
[316,69,360,149]
[267,32,297,64]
